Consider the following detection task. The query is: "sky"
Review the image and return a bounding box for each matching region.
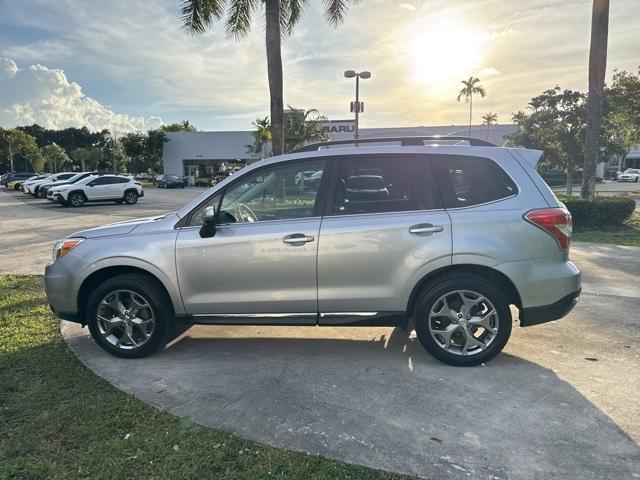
[0,0,638,133]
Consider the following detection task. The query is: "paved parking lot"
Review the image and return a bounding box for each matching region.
[2,186,640,479]
[0,186,202,274]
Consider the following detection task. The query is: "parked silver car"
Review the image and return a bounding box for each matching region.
[45,137,581,366]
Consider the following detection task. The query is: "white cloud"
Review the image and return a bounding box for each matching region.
[0,57,162,132]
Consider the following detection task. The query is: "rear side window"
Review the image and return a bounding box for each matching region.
[333,155,438,215]
[433,155,517,208]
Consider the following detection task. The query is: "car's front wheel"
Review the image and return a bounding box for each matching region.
[124,190,139,205]
[414,274,512,366]
[68,192,85,207]
[86,274,176,358]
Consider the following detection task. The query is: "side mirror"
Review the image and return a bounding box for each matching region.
[199,205,217,238]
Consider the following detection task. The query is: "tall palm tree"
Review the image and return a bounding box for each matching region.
[180,0,356,156]
[457,77,486,137]
[581,0,610,200]
[481,112,498,140]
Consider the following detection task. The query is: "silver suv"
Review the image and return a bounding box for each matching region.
[45,137,581,366]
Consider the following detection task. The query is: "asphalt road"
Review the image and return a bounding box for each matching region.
[2,186,640,479]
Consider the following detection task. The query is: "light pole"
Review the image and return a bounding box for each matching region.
[344,70,371,139]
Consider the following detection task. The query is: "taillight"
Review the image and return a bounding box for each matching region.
[524,208,572,252]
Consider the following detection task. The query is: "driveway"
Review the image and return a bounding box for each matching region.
[2,188,640,479]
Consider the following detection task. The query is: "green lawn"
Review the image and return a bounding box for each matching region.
[573,211,640,247]
[0,276,405,480]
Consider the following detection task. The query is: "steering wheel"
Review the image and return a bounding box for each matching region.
[236,203,258,222]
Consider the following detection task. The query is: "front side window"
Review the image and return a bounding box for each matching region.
[188,160,326,226]
[433,155,517,208]
[333,155,433,215]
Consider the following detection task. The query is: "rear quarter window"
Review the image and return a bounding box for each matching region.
[433,155,517,208]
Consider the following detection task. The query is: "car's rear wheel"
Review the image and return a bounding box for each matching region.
[86,274,175,358]
[68,192,85,207]
[414,274,512,366]
[124,190,138,205]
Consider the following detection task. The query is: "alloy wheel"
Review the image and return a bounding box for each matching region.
[428,289,499,356]
[96,290,155,350]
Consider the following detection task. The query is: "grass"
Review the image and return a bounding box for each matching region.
[0,276,406,480]
[572,211,640,247]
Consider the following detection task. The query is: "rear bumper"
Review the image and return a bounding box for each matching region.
[520,288,581,327]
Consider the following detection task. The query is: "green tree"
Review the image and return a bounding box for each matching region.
[582,0,610,199]
[283,106,329,152]
[0,128,42,172]
[180,0,356,157]
[506,87,587,195]
[457,77,486,136]
[604,68,640,170]
[247,116,272,159]
[160,120,197,133]
[121,132,149,173]
[70,147,99,171]
[41,143,71,173]
[481,112,498,141]
[102,137,128,173]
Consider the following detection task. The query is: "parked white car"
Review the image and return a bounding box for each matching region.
[617,168,640,182]
[23,172,75,196]
[47,174,144,207]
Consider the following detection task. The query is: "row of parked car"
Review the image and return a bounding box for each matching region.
[1,171,144,207]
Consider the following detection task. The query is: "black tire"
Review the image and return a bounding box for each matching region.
[414,273,512,367]
[68,192,85,207]
[124,190,138,205]
[37,189,46,198]
[86,273,175,359]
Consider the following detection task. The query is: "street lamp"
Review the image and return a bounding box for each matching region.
[344,70,371,139]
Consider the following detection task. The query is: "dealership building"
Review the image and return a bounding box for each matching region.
[161,122,519,184]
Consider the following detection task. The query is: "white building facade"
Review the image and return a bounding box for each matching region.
[162,123,518,184]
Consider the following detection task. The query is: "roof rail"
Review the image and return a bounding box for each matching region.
[292,135,497,153]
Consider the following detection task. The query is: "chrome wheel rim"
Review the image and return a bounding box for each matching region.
[71,195,82,206]
[126,192,136,203]
[96,290,155,350]
[428,289,499,356]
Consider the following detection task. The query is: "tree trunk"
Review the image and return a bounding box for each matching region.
[468,95,473,137]
[566,164,574,196]
[581,0,609,199]
[8,138,14,172]
[265,0,284,156]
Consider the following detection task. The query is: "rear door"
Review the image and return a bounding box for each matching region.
[317,154,452,322]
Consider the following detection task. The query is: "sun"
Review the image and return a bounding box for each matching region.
[408,21,484,91]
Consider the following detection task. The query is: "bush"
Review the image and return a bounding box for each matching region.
[539,170,583,187]
[557,195,636,230]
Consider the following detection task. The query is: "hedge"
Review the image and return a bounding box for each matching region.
[539,171,583,187]
[557,195,636,230]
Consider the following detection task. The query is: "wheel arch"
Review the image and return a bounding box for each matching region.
[406,264,522,317]
[77,265,178,324]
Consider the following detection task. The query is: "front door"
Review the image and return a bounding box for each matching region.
[317,154,452,321]
[85,176,114,200]
[176,158,328,322]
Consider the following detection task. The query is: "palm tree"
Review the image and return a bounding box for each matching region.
[248,116,272,158]
[180,0,356,157]
[581,0,610,200]
[457,77,486,137]
[481,112,498,140]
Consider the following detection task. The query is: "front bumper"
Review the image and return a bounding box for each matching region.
[520,288,581,327]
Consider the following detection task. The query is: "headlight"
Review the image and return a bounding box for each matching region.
[52,238,85,261]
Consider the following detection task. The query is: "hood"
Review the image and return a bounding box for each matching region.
[44,179,73,188]
[67,213,176,239]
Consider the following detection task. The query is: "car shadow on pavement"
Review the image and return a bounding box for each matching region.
[63,321,640,480]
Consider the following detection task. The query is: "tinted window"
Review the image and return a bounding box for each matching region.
[333,155,434,215]
[113,177,130,184]
[217,160,326,223]
[90,177,115,185]
[433,155,517,208]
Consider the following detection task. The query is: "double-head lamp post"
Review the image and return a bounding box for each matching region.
[344,70,371,139]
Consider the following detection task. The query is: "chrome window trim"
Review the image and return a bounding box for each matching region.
[177,216,323,230]
[321,207,447,220]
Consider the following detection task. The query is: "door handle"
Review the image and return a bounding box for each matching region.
[409,224,444,234]
[283,234,315,244]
